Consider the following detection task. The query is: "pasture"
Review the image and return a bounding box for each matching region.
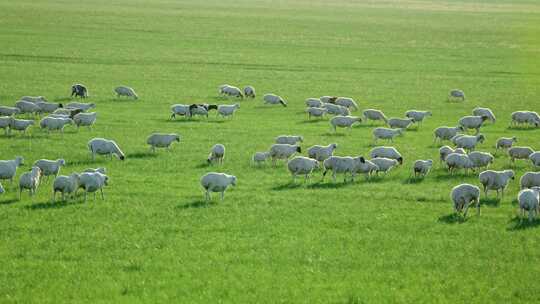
[1,0,540,302]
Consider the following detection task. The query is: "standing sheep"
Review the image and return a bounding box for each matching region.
[330,116,361,132]
[468,151,494,170]
[252,152,270,166]
[114,86,138,100]
[36,102,63,113]
[18,166,42,198]
[335,97,358,111]
[458,116,487,134]
[454,134,485,151]
[73,112,97,130]
[495,137,517,153]
[147,133,180,152]
[387,117,415,129]
[287,156,319,182]
[323,103,349,116]
[363,109,388,124]
[511,111,540,128]
[307,143,338,161]
[275,135,303,145]
[21,96,48,103]
[520,172,540,189]
[0,116,12,135]
[33,159,66,180]
[530,152,540,168]
[170,104,191,119]
[322,156,366,182]
[269,144,301,166]
[517,187,540,222]
[305,98,323,108]
[451,184,481,218]
[405,110,431,126]
[370,158,399,175]
[243,86,256,98]
[478,170,515,198]
[53,173,80,201]
[306,107,328,119]
[263,94,287,107]
[413,159,433,178]
[208,144,225,164]
[79,172,108,202]
[217,104,240,118]
[372,128,403,143]
[0,156,24,183]
[200,172,236,201]
[445,153,474,174]
[15,100,41,115]
[66,102,96,112]
[448,89,465,101]
[88,138,125,161]
[9,118,34,135]
[370,146,403,164]
[0,106,21,116]
[439,146,466,164]
[190,105,209,118]
[472,107,496,123]
[39,116,73,134]
[320,96,337,103]
[222,86,243,99]
[508,146,534,163]
[71,84,88,98]
[434,126,464,142]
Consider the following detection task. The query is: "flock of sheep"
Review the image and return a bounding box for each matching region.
[1,83,540,222]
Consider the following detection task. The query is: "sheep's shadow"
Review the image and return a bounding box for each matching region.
[177,200,217,209]
[25,198,85,210]
[433,173,474,181]
[0,198,18,205]
[323,132,346,137]
[403,176,426,184]
[507,216,540,231]
[195,162,211,169]
[438,213,466,224]
[307,181,354,189]
[480,197,500,207]
[69,159,106,166]
[127,152,158,159]
[506,126,538,131]
[298,119,325,124]
[271,182,305,191]
[53,97,73,102]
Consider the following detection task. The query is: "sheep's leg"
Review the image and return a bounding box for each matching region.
[332,172,336,183]
[205,191,210,201]
[220,191,224,201]
[529,210,534,222]
[100,188,104,200]
[463,202,470,218]
[93,192,96,201]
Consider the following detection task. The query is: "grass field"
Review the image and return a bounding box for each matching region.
[1,0,540,302]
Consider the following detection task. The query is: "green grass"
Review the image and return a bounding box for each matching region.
[1,0,540,302]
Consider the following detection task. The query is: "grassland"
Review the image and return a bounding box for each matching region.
[1,0,540,302]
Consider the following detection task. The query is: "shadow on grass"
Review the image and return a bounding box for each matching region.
[25,198,85,210]
[165,118,226,124]
[438,213,466,224]
[177,200,217,209]
[480,197,500,207]
[323,132,346,137]
[433,173,474,181]
[507,216,540,231]
[298,119,325,124]
[271,182,304,191]
[403,176,426,184]
[0,198,18,205]
[68,159,106,166]
[307,181,353,189]
[507,126,539,131]
[127,152,158,159]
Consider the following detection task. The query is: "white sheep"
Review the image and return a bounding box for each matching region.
[439,146,466,164]
[322,156,366,182]
[114,86,138,99]
[21,96,47,103]
[200,172,236,201]
[511,111,540,128]
[18,166,41,198]
[472,107,496,123]
[355,159,379,178]
[208,144,225,164]
[307,143,338,161]
[370,146,403,164]
[263,94,287,107]
[335,97,358,111]
[405,110,431,126]
[363,109,388,124]
[219,84,231,95]
[269,144,301,166]
[306,107,328,119]
[330,116,361,132]
[388,117,415,129]
[287,156,319,182]
[217,104,240,118]
[39,116,73,133]
[433,126,465,142]
[530,152,540,167]
[320,96,337,103]
[0,116,12,135]
[520,172,540,189]
[53,173,80,201]
[445,153,474,174]
[170,104,191,119]
[243,86,255,98]
[147,133,180,152]
[451,184,480,217]
[53,107,83,118]
[413,159,433,178]
[15,100,41,115]
[495,136,517,153]
[305,98,323,108]
[36,102,63,113]
[0,106,21,116]
[373,128,403,143]
[479,170,515,198]
[66,102,96,112]
[79,172,108,202]
[508,146,534,163]
[83,167,106,174]
[223,86,243,98]
[518,187,540,222]
[33,159,65,180]
[88,138,125,161]
[458,116,487,134]
[190,105,208,118]
[0,156,24,183]
[73,112,97,130]
[323,103,349,116]
[370,158,399,175]
[448,89,465,101]
[252,152,270,166]
[468,151,494,170]
[454,134,485,151]
[9,118,34,134]
[275,135,303,145]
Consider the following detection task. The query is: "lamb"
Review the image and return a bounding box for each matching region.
[18,166,41,198]
[88,138,125,161]
[208,144,225,164]
[518,187,540,222]
[448,89,465,101]
[405,110,431,126]
[413,159,433,178]
[71,84,88,98]
[0,156,24,183]
[387,117,415,129]
[39,116,73,133]
[223,86,243,99]
[201,172,237,201]
[33,159,65,180]
[372,128,403,143]
[472,107,496,123]
[520,172,540,189]
[445,153,474,174]
[73,112,97,130]
[252,152,270,166]
[15,100,41,115]
[320,96,337,103]
[305,98,323,108]
[243,86,255,98]
[263,94,287,107]
[335,97,358,111]
[269,144,301,166]
[287,156,319,182]
[451,184,480,218]
[454,134,485,151]
[36,102,63,113]
[511,111,540,128]
[147,133,180,152]
[190,105,208,118]
[170,104,191,119]
[478,170,515,198]
[323,103,349,116]
[458,116,487,134]
[275,135,303,145]
[439,146,466,163]
[0,116,12,135]
[495,137,517,152]
[363,109,388,124]
[66,102,96,112]
[53,107,83,118]
[322,156,366,182]
[21,96,47,103]
[508,146,534,163]
[468,151,494,170]
[9,119,34,134]
[52,173,80,201]
[307,143,338,161]
[370,146,403,164]
[330,116,361,132]
[0,106,21,116]
[370,158,399,175]
[306,107,328,119]
[217,104,240,118]
[114,86,138,99]
[530,152,540,167]
[79,172,108,202]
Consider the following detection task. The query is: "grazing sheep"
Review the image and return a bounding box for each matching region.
[322,156,366,182]
[440,146,460,163]
[71,84,88,98]
[18,166,41,198]
[190,105,208,118]
[287,156,319,182]
[530,152,540,167]
[88,138,125,161]
[388,117,415,129]
[252,152,270,166]
[0,116,12,135]
[495,136,517,153]
[83,167,106,174]
[33,159,65,180]
[36,102,62,113]
[170,104,191,119]
[307,143,338,161]
[413,159,433,178]
[217,104,240,118]
[201,172,236,201]
[79,172,108,202]
[53,107,83,118]
[208,144,225,164]
[448,89,465,101]
[373,127,403,143]
[73,112,97,130]
[263,94,287,107]
[520,172,540,189]
[370,146,403,164]
[479,170,515,198]
[356,159,379,178]
[468,151,494,170]
[335,97,358,111]
[114,86,138,99]
[66,102,96,112]
[434,126,465,142]
[323,103,349,116]
[363,109,388,124]
[451,184,480,217]
[472,107,496,123]
[306,107,328,119]
[21,96,47,103]
[0,156,24,183]
[269,144,301,166]
[276,135,303,145]
[405,110,431,126]
[320,96,337,103]
[511,111,540,128]
[458,116,487,134]
[370,158,399,175]
[222,85,243,99]
[9,119,34,134]
[15,100,41,115]
[39,116,73,133]
[53,173,80,201]
[244,86,255,98]
[454,134,485,151]
[445,153,474,174]
[0,106,21,116]
[518,187,540,222]
[219,84,232,95]
[508,146,534,163]
[147,133,180,152]
[330,116,361,132]
[305,98,323,108]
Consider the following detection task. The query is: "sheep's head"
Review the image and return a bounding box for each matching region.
[230,175,237,186]
[426,111,432,116]
[103,175,109,186]
[15,156,24,166]
[477,134,485,143]
[505,170,515,180]
[174,135,181,142]
[512,136,518,142]
[457,125,465,131]
[58,159,66,166]
[397,157,403,165]
[331,143,338,150]
[296,146,302,153]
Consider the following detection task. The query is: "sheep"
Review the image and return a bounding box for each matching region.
[370,158,399,175]
[15,100,41,115]
[0,116,12,135]
[79,172,108,202]
[39,116,73,134]
[434,126,464,142]
[47,114,70,119]
[52,173,80,201]
[530,152,540,167]
[0,156,24,183]
[33,159,65,180]
[323,103,349,116]
[0,106,21,116]
[454,134,485,151]
[223,85,243,99]
[73,112,97,130]
[520,172,540,189]
[495,136,517,153]
[320,96,337,104]
[36,102,63,113]
[88,138,125,161]
[387,117,415,129]
[372,128,403,143]
[287,156,319,182]
[413,159,433,178]
[114,86,138,99]
[445,153,474,174]
[508,146,534,163]
[306,107,328,119]
[363,109,388,124]
[10,119,34,134]
[21,96,47,103]
[335,97,358,111]
[71,83,88,98]
[511,111,540,128]
[170,104,191,119]
[217,104,240,118]
[53,107,83,118]
[305,98,323,108]
[189,104,218,116]
[18,166,41,198]
[448,89,465,101]
[468,151,494,170]
[218,84,231,95]
[263,94,287,107]
[307,143,338,161]
[269,144,301,166]
[244,86,255,98]
[83,167,106,174]
[405,110,431,126]
[208,144,225,164]
[190,105,208,118]
[451,184,481,218]
[370,146,403,164]
[252,152,270,166]
[518,187,540,222]
[478,170,515,198]
[322,156,366,182]
[458,116,487,134]
[355,158,379,178]
[330,116,361,132]
[472,107,496,123]
[66,102,95,112]
[275,135,303,145]
[201,172,236,201]
[147,133,180,152]
[439,146,466,163]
